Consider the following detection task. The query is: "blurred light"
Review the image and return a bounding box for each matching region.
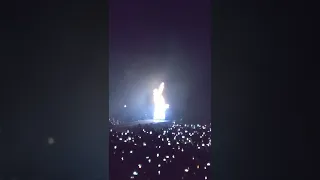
[138,164,142,168]
[197,165,200,169]
[143,142,146,146]
[148,159,151,163]
[146,156,149,159]
[184,169,189,172]
[124,105,127,108]
[158,170,161,175]
[205,176,207,180]
[121,157,124,161]
[207,162,210,166]
[163,158,166,162]
[133,171,138,176]
[157,153,159,157]
[158,164,161,167]
[166,156,169,158]
[130,150,133,154]
[114,146,117,149]
[172,155,175,158]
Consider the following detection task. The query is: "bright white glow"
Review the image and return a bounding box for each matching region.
[138,164,142,168]
[153,82,169,120]
[133,171,138,176]
[124,105,127,108]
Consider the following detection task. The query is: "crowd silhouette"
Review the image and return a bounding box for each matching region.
[110,122,211,180]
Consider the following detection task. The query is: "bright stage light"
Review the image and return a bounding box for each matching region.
[153,82,169,120]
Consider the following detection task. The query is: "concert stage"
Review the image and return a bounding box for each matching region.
[118,119,172,127]
[112,119,173,131]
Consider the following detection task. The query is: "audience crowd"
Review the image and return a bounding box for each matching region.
[110,122,211,180]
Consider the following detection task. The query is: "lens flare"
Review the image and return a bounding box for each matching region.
[153,82,169,120]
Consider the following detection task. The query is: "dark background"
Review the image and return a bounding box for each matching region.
[0,0,313,180]
[1,0,108,179]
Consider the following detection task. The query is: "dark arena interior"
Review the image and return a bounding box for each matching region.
[109,119,211,180]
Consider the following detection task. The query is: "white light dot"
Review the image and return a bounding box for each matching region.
[158,170,161,175]
[121,157,124,161]
[138,164,142,168]
[143,142,146,146]
[184,169,189,172]
[133,171,138,176]
[48,137,55,145]
[146,156,149,159]
[172,155,175,158]
[166,156,169,158]
[157,153,159,157]
[148,159,151,163]
[130,150,133,154]
[207,162,211,166]
[205,176,207,180]
[114,146,117,149]
[158,164,161,167]
[163,158,166,162]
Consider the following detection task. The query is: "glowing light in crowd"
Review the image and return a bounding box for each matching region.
[153,82,169,120]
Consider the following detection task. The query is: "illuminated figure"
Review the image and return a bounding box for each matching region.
[153,82,169,120]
